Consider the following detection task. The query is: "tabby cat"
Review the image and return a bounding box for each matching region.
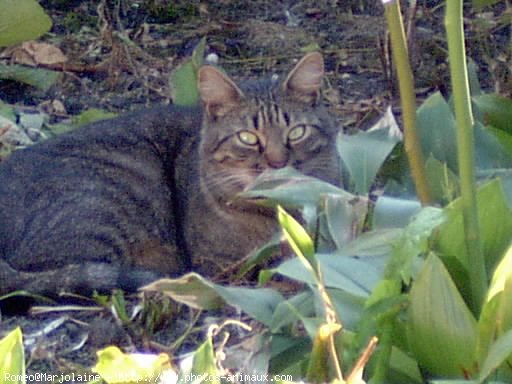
[0,52,341,295]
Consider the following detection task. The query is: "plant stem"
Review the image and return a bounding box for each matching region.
[445,0,487,314]
[383,0,432,205]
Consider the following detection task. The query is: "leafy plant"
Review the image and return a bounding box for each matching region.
[0,327,25,384]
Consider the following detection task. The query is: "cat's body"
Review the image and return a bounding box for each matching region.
[0,53,341,295]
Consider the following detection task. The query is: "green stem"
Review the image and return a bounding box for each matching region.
[383,0,432,205]
[445,0,487,314]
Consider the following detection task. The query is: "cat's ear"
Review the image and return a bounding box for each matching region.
[198,66,245,118]
[283,52,324,104]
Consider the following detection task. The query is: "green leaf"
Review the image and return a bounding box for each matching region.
[324,193,368,250]
[416,92,458,172]
[339,229,401,258]
[407,253,477,378]
[433,179,512,281]
[171,37,206,106]
[213,284,285,327]
[387,346,423,384]
[141,273,225,310]
[476,245,512,370]
[271,291,315,332]
[478,329,512,382]
[274,253,383,298]
[473,94,512,133]
[337,108,401,195]
[237,233,281,278]
[269,335,311,376]
[473,121,512,170]
[385,206,445,284]
[372,196,422,229]
[327,289,366,330]
[180,336,219,384]
[0,327,25,384]
[0,63,60,91]
[92,346,173,384]
[239,167,351,208]
[0,0,52,47]
[142,273,284,326]
[424,155,460,204]
[278,206,315,266]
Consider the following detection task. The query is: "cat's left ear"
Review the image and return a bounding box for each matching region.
[198,66,245,118]
[283,52,324,104]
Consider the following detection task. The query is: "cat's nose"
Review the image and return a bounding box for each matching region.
[265,152,289,169]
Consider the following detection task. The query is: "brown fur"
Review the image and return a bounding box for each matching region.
[0,53,341,295]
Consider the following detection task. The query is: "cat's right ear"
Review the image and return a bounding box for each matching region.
[198,66,245,118]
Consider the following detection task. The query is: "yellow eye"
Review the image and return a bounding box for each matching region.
[288,125,308,142]
[237,130,259,146]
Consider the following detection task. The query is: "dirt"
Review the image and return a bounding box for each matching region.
[0,0,509,382]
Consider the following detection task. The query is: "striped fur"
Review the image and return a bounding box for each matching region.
[0,53,341,295]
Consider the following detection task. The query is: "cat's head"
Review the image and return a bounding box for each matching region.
[197,52,341,207]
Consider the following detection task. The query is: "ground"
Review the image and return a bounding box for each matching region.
[0,0,510,382]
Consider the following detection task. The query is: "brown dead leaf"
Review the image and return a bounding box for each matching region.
[5,41,67,66]
[22,41,67,65]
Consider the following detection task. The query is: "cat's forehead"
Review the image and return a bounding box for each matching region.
[238,75,281,101]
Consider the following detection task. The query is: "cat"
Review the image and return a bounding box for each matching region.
[0,52,342,296]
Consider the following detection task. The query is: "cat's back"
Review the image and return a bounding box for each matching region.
[0,104,202,292]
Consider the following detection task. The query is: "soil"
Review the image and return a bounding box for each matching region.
[0,0,509,382]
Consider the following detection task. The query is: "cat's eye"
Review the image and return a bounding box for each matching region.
[237,131,259,146]
[287,125,309,142]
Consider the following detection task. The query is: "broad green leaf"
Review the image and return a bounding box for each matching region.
[178,336,218,384]
[407,253,477,378]
[478,329,512,382]
[416,92,458,172]
[433,179,512,280]
[143,273,284,326]
[278,206,315,266]
[141,273,225,310]
[477,245,512,368]
[327,289,366,330]
[487,244,512,303]
[473,94,512,133]
[238,233,281,278]
[171,37,205,106]
[0,327,25,384]
[387,346,423,384]
[424,156,460,204]
[485,126,512,163]
[271,291,315,332]
[0,63,59,91]
[92,346,173,384]
[213,285,284,327]
[337,107,401,195]
[386,206,445,283]
[239,167,351,208]
[269,335,311,376]
[0,0,52,47]
[338,229,401,258]
[372,196,422,229]
[274,253,383,298]
[324,193,368,250]
[473,121,512,169]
